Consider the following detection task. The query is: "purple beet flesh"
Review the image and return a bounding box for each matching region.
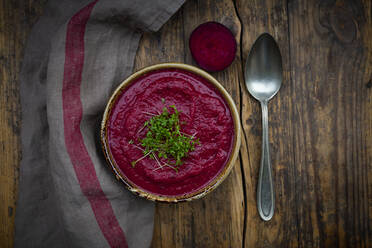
[189,22,237,72]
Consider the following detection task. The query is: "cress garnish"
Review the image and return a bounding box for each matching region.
[130,104,199,172]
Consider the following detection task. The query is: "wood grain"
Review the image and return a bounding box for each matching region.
[0,1,47,247]
[286,0,372,247]
[235,0,299,247]
[235,0,372,247]
[1,0,371,247]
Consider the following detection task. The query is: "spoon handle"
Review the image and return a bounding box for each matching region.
[257,101,275,221]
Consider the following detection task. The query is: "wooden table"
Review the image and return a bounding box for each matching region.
[1,0,371,247]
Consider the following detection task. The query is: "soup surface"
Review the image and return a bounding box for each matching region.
[107,68,234,196]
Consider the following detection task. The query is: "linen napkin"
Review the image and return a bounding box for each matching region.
[15,0,184,247]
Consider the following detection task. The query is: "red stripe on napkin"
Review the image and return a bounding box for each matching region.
[62,1,128,247]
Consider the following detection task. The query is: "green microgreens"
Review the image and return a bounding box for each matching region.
[130,105,199,172]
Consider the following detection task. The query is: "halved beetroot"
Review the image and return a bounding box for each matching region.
[189,22,237,72]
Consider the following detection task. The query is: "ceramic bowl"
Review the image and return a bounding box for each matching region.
[101,63,241,202]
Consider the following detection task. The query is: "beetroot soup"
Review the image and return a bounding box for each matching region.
[107,68,234,196]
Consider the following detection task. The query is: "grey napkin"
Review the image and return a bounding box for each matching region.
[15,1,184,247]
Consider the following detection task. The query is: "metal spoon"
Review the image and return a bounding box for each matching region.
[244,33,282,221]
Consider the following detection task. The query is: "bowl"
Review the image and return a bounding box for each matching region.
[101,63,241,202]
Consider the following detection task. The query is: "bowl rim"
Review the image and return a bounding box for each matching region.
[100,62,241,202]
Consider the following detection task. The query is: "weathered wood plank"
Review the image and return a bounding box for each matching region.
[134,0,245,247]
[237,0,372,247]
[287,0,372,247]
[0,1,47,247]
[235,0,299,247]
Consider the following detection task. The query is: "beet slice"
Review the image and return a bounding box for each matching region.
[189,22,237,72]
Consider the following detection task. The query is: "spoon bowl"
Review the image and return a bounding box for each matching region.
[245,33,282,221]
[245,33,282,101]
